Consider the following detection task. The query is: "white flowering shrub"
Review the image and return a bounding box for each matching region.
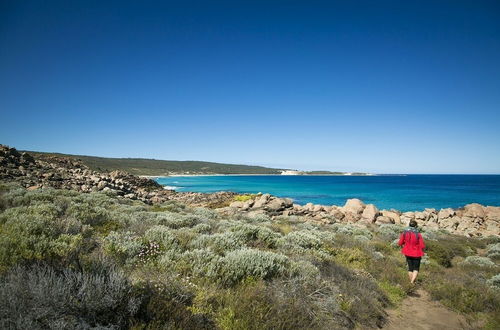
[137,241,162,265]
[458,256,496,268]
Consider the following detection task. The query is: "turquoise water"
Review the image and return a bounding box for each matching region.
[155,175,500,211]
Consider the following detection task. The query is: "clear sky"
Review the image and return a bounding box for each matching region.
[1,0,499,174]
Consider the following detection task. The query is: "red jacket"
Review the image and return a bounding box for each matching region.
[398,230,425,257]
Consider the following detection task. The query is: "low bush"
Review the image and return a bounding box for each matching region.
[229,223,281,248]
[376,224,404,240]
[427,277,499,315]
[458,256,496,268]
[0,263,141,329]
[487,243,500,258]
[208,248,291,286]
[0,207,86,270]
[103,231,142,264]
[190,232,245,255]
[487,274,500,289]
[425,238,471,268]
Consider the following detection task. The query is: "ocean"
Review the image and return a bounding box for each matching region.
[155,175,500,212]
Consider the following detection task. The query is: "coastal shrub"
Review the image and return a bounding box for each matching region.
[0,207,85,269]
[229,223,281,248]
[192,223,212,234]
[458,256,496,268]
[329,247,371,270]
[190,233,244,254]
[208,248,291,286]
[390,238,400,248]
[0,264,141,329]
[156,212,201,229]
[190,277,353,330]
[487,243,500,257]
[376,224,404,240]
[279,230,322,251]
[151,200,186,213]
[483,236,500,245]
[173,249,222,277]
[144,225,179,251]
[425,238,471,268]
[353,234,370,242]
[487,274,500,289]
[192,207,218,220]
[244,212,271,223]
[103,231,142,264]
[378,280,406,305]
[317,261,388,328]
[134,272,209,330]
[427,277,499,314]
[0,187,74,209]
[66,202,110,226]
[331,223,373,239]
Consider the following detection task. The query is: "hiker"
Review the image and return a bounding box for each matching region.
[398,219,425,284]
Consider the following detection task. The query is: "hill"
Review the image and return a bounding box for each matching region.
[25,149,366,176]
[26,150,286,176]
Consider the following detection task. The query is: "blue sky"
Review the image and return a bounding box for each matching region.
[1,0,499,174]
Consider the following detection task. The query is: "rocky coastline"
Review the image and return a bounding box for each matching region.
[1,144,499,237]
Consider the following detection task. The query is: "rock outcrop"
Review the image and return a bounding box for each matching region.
[225,194,500,237]
[0,145,236,207]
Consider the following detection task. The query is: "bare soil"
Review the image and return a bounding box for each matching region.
[383,289,471,330]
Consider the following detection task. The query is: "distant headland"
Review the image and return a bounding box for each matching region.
[23,149,371,176]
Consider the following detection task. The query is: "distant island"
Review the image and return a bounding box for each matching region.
[25,150,370,176]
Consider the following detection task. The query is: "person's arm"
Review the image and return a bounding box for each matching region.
[398,233,405,246]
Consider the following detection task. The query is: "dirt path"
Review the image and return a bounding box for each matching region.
[382,289,471,330]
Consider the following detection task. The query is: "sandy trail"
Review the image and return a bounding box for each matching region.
[382,289,471,330]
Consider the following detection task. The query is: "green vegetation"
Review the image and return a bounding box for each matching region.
[27,150,285,175]
[233,194,256,202]
[0,183,498,329]
[26,150,367,176]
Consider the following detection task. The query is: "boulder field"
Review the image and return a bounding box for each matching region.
[1,144,499,237]
[0,145,235,207]
[224,194,500,237]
